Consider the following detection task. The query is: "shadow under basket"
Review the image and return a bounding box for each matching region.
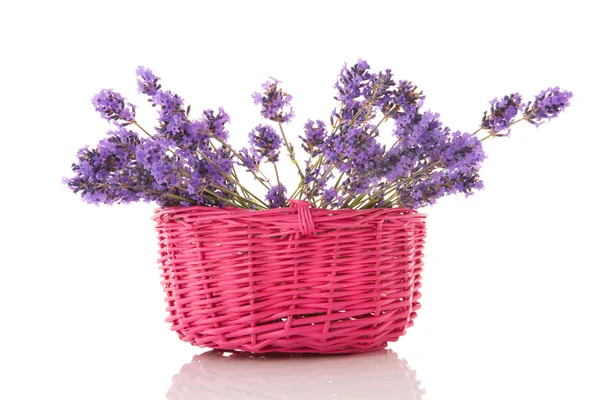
[153,200,427,354]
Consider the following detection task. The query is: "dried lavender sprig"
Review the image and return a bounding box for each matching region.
[253,78,294,123]
[523,87,573,125]
[266,184,287,208]
[131,119,267,209]
[294,96,378,201]
[363,110,555,210]
[135,66,274,207]
[92,89,136,126]
[481,93,523,135]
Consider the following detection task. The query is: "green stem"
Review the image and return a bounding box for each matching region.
[273,163,281,190]
[133,121,155,139]
[278,122,304,179]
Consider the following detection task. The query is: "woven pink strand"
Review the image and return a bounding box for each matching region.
[289,199,316,235]
[154,205,427,354]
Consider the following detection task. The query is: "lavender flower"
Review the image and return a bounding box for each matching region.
[323,125,384,174]
[301,119,327,156]
[389,80,424,116]
[68,61,572,212]
[322,187,341,208]
[439,131,486,171]
[253,78,294,123]
[369,69,396,109]
[301,162,333,198]
[332,60,376,127]
[397,169,484,210]
[334,59,372,108]
[237,147,260,173]
[203,107,230,141]
[135,65,236,203]
[136,66,161,96]
[66,128,146,205]
[266,184,287,208]
[481,93,523,134]
[249,124,282,162]
[136,66,188,141]
[152,90,187,137]
[92,89,136,125]
[135,138,183,191]
[523,87,573,125]
[380,111,446,183]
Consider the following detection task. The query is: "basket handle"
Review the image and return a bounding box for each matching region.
[289,199,316,236]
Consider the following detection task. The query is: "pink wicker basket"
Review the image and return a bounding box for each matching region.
[153,200,427,354]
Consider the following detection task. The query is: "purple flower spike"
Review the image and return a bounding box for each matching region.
[334,60,372,107]
[301,119,327,156]
[237,147,260,173]
[481,93,523,135]
[322,187,341,207]
[203,107,230,141]
[249,124,282,163]
[92,89,136,125]
[523,87,573,125]
[136,66,161,96]
[253,78,294,123]
[266,184,287,208]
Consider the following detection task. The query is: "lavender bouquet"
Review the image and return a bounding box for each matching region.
[65,60,572,210]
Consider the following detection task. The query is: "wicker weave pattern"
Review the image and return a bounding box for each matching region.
[154,202,426,354]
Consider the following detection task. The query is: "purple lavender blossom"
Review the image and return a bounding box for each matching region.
[237,147,260,173]
[381,111,449,183]
[481,93,523,134]
[249,124,282,162]
[136,66,161,96]
[301,119,327,156]
[136,66,188,141]
[322,186,341,208]
[397,169,484,210]
[523,87,573,125]
[203,107,230,141]
[69,62,573,211]
[323,125,384,174]
[92,89,136,125]
[440,131,486,170]
[66,128,148,205]
[389,80,424,116]
[253,78,294,123]
[266,184,287,208]
[332,60,376,127]
[301,162,333,198]
[369,69,396,109]
[334,59,372,107]
[152,90,186,136]
[134,65,236,202]
[380,106,486,209]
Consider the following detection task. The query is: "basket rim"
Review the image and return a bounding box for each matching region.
[153,204,427,218]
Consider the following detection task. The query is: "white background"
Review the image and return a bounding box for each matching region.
[1,1,599,399]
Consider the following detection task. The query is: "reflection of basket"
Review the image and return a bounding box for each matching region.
[154,200,426,354]
[166,349,426,400]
